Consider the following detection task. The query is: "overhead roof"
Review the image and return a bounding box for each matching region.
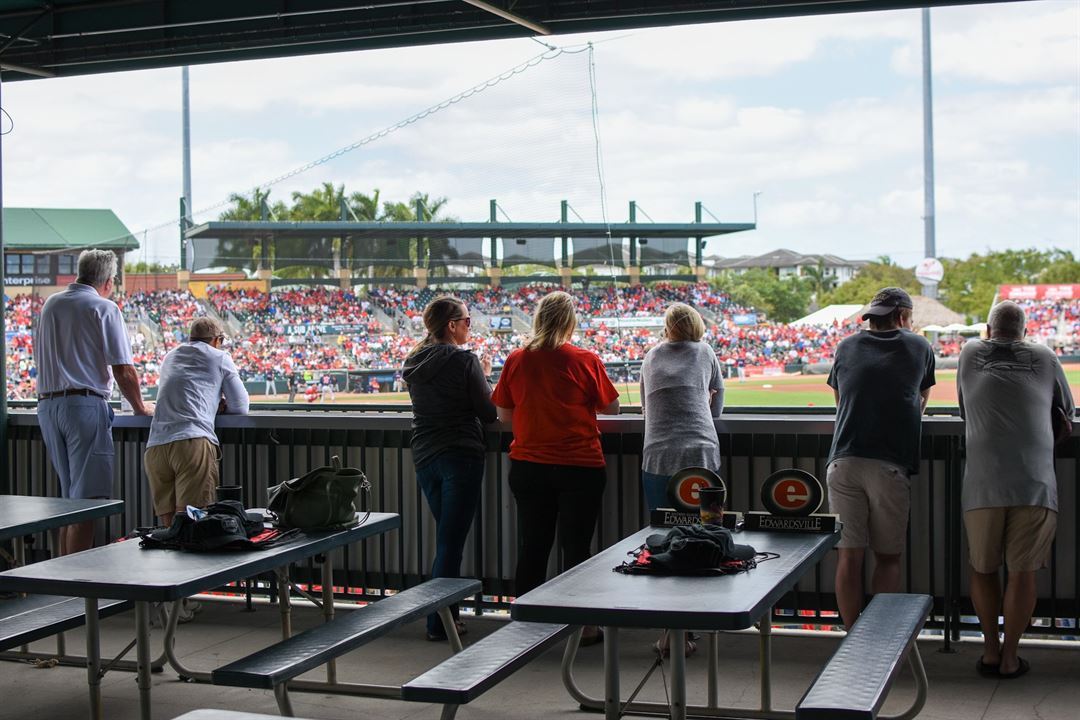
[2,207,139,250]
[187,220,753,241]
[0,1,1018,80]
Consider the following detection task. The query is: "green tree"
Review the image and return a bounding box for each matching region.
[124,260,179,274]
[802,261,837,308]
[712,269,813,323]
[219,187,287,221]
[938,249,1073,320]
[1035,251,1080,284]
[822,262,920,307]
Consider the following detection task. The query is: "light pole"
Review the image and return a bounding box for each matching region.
[753,191,763,225]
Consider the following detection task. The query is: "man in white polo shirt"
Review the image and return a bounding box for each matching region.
[36,249,153,555]
[145,317,249,527]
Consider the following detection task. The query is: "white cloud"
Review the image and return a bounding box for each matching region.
[891,3,1079,84]
[0,1,1075,266]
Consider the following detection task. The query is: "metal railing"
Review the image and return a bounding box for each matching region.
[4,411,1077,646]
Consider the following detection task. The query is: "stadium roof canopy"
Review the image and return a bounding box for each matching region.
[0,0,1019,81]
[2,207,138,251]
[186,220,752,241]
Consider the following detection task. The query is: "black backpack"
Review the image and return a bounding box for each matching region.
[139,500,288,552]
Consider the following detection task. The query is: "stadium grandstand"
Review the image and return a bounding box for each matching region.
[7,281,1080,402]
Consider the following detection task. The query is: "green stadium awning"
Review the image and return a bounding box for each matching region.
[0,1,1019,81]
[2,208,138,251]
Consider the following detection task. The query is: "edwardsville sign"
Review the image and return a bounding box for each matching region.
[743,511,838,533]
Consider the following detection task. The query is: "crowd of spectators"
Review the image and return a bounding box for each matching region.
[5,286,1079,400]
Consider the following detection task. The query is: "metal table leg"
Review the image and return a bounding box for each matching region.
[759,609,773,712]
[321,552,336,683]
[135,601,153,720]
[670,629,687,720]
[603,626,619,720]
[83,598,102,720]
[50,529,66,656]
[707,632,719,707]
[15,537,28,653]
[277,566,292,640]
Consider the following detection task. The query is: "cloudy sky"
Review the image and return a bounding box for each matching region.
[3,0,1078,268]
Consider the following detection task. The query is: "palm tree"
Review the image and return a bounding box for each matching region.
[803,260,837,310]
[219,187,287,221]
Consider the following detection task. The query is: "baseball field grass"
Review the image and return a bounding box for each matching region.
[256,365,1080,409]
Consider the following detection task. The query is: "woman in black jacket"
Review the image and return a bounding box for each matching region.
[402,296,496,640]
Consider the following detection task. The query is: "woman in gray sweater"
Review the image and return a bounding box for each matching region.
[640,302,724,510]
[640,302,724,656]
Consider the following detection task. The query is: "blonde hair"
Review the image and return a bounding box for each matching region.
[189,317,224,342]
[664,302,706,342]
[407,296,467,358]
[524,291,577,351]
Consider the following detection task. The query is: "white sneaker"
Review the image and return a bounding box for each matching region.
[177,598,202,625]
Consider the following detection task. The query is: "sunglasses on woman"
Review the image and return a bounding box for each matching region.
[451,316,472,327]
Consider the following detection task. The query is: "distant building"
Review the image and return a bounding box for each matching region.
[703,248,867,284]
[2,208,138,295]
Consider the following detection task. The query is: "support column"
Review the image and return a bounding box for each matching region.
[255,268,272,294]
[559,267,573,289]
[487,266,502,288]
[414,267,429,290]
[176,269,191,292]
[338,268,350,290]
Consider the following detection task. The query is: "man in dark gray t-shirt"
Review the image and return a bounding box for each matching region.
[826,287,935,629]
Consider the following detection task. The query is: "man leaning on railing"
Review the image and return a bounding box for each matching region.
[958,300,1075,680]
[34,249,154,555]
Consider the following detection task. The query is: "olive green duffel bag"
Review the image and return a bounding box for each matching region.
[267,455,370,531]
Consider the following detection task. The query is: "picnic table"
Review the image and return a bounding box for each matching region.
[0,511,400,720]
[0,495,123,548]
[0,496,125,658]
[512,525,839,720]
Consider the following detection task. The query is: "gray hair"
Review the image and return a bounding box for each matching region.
[988,300,1026,340]
[76,249,118,288]
[189,317,223,342]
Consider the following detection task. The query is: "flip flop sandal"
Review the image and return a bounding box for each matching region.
[997,658,1030,680]
[975,658,1000,678]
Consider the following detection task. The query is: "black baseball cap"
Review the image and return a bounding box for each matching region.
[862,287,913,320]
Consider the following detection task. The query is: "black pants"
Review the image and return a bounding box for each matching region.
[509,459,606,596]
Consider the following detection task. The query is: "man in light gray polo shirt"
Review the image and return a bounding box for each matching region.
[958,300,1074,680]
[146,317,249,526]
[35,249,153,555]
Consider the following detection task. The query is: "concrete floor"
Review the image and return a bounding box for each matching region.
[1,598,1078,720]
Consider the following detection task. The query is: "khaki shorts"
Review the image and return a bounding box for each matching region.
[826,457,910,554]
[965,506,1057,573]
[145,438,221,517]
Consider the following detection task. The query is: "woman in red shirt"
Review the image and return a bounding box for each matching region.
[492,291,619,631]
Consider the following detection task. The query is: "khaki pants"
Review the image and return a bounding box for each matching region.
[145,437,221,517]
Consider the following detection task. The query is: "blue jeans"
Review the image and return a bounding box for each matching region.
[416,452,485,637]
[641,471,672,512]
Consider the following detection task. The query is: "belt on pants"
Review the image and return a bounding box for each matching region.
[37,388,107,401]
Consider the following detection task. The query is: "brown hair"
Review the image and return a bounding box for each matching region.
[664,302,706,342]
[406,296,467,358]
[524,291,577,351]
